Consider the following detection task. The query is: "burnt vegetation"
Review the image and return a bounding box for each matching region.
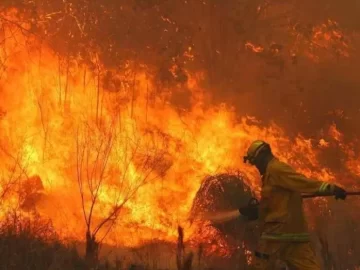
[1,0,360,269]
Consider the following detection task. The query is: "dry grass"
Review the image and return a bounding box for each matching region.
[0,212,87,270]
[0,209,359,270]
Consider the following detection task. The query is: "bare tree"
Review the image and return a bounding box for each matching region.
[75,120,166,266]
[0,142,32,224]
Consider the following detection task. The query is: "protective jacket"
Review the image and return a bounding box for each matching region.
[259,158,333,242]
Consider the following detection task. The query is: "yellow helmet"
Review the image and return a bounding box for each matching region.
[243,140,269,164]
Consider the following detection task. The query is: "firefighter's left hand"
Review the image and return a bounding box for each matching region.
[238,197,259,220]
[333,185,347,200]
[239,206,259,220]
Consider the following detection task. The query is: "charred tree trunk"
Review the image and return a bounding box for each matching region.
[85,231,99,268]
[176,226,193,270]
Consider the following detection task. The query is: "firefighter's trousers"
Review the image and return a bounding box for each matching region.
[251,240,320,270]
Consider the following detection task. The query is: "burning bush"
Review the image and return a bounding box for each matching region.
[191,173,255,232]
[190,173,258,263]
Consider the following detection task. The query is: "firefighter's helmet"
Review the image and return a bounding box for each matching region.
[243,140,270,164]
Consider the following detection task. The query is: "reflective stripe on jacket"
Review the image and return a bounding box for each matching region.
[261,232,310,242]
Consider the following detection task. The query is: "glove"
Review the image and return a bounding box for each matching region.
[239,197,259,221]
[333,185,347,200]
[239,207,258,220]
[248,197,260,207]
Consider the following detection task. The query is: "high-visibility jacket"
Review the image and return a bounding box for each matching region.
[259,158,333,242]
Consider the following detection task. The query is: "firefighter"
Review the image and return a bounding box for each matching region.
[243,140,347,270]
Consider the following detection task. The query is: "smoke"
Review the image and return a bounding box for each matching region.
[2,1,360,141]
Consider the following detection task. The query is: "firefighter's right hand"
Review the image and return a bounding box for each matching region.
[333,185,347,200]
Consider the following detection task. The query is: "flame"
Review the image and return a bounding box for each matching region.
[245,42,264,53]
[293,19,350,61]
[0,11,360,253]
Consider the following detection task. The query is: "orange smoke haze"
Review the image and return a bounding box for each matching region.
[0,10,359,250]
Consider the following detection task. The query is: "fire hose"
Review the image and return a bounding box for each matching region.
[249,191,360,205]
[238,192,360,221]
[247,191,360,205]
[200,192,360,224]
[302,191,360,198]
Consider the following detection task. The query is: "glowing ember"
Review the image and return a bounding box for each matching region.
[245,42,264,53]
